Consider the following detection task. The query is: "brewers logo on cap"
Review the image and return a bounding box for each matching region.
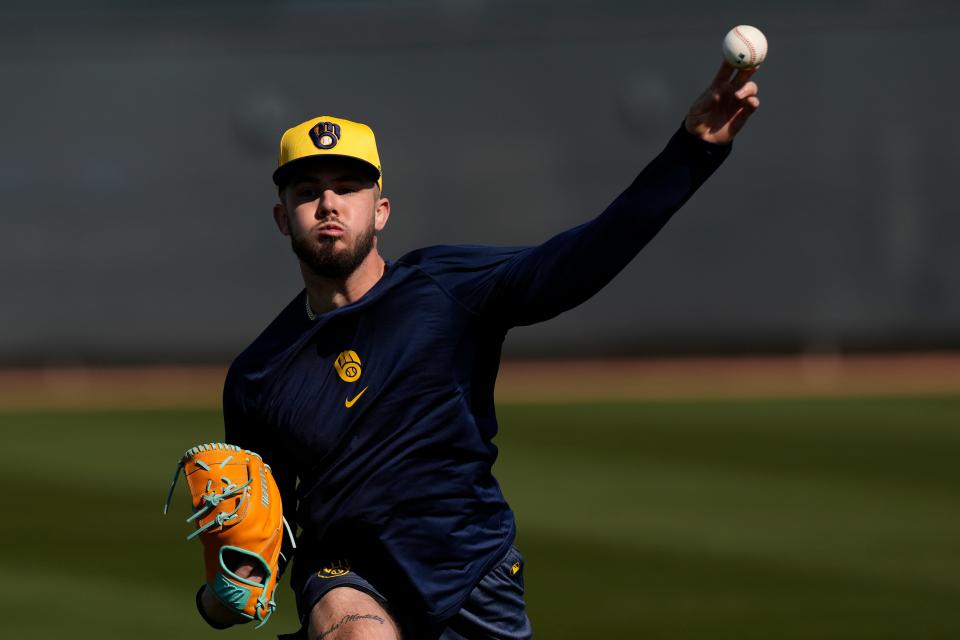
[310,121,341,149]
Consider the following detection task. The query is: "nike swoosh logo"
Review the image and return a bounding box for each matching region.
[345,386,369,408]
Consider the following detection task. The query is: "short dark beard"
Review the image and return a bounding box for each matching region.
[290,221,375,279]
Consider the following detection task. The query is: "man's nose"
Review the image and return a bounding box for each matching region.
[316,189,338,217]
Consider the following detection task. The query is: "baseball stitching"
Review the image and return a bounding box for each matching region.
[733,27,757,66]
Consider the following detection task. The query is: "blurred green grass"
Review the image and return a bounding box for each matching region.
[4,396,960,638]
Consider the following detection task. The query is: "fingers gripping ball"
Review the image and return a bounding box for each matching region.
[164,443,290,627]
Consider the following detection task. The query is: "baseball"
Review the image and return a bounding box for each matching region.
[722,25,767,69]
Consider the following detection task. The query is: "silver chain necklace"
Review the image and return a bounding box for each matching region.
[304,292,317,321]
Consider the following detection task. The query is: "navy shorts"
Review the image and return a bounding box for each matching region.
[287,546,532,639]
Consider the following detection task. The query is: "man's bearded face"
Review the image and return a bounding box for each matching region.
[289,210,376,279]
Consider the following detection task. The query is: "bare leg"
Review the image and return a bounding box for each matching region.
[308,586,401,640]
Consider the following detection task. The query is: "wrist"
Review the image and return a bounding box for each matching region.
[680,119,731,148]
[196,584,246,629]
[670,120,734,164]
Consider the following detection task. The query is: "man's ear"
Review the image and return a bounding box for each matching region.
[374,196,391,232]
[273,202,291,236]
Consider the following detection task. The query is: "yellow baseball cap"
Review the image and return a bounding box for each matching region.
[273,115,382,190]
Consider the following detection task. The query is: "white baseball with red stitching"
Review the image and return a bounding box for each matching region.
[722,25,768,69]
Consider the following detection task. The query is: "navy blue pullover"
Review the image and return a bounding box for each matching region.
[223,126,731,634]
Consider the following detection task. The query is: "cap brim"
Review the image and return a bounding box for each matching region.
[272,154,381,188]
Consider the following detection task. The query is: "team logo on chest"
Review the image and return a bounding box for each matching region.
[334,350,369,409]
[334,350,362,382]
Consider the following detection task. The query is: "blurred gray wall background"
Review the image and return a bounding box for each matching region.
[2,0,958,363]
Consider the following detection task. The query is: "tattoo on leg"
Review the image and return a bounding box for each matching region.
[317,613,386,639]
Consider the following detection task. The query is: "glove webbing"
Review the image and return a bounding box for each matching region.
[163,443,252,533]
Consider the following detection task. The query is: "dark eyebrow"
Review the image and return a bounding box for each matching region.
[289,176,320,189]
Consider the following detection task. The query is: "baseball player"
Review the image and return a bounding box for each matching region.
[196,61,760,639]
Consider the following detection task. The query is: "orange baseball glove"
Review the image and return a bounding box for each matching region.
[163,443,292,627]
